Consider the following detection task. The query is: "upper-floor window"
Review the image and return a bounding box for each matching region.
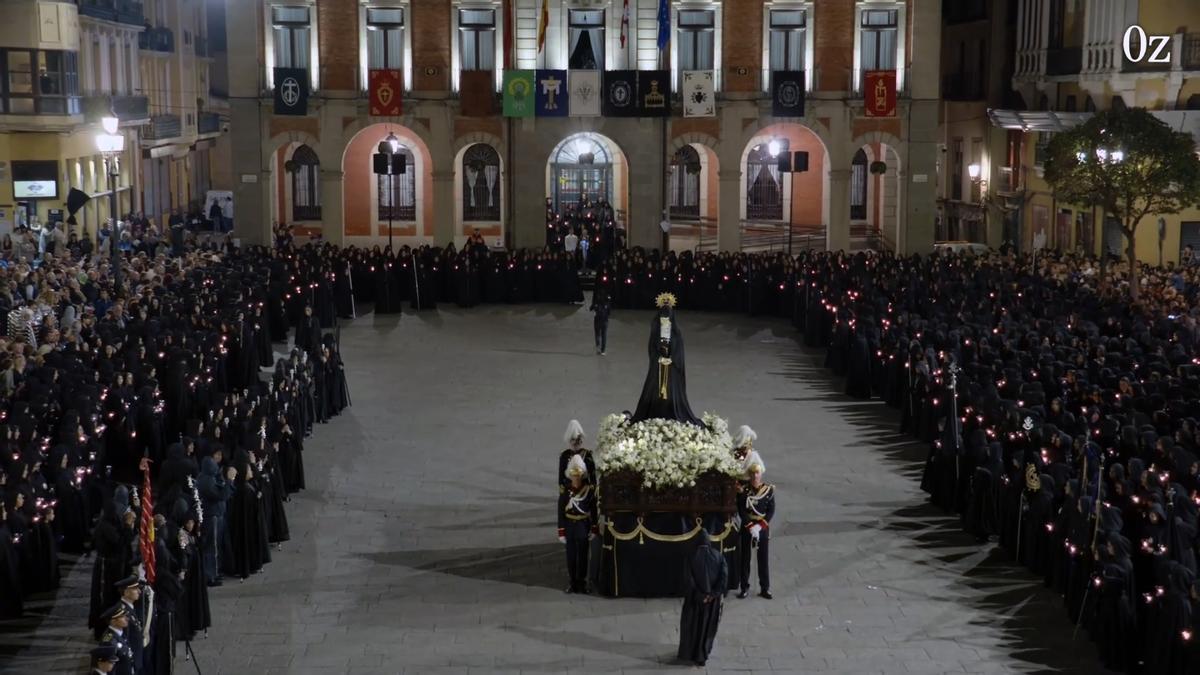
[568,9,604,70]
[860,9,897,73]
[951,138,963,200]
[459,8,495,71]
[678,9,715,72]
[367,7,404,70]
[769,9,806,72]
[272,6,311,69]
[1,49,80,115]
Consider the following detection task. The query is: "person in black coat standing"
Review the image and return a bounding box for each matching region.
[677,530,727,667]
[196,456,233,586]
[590,290,611,355]
[557,455,597,594]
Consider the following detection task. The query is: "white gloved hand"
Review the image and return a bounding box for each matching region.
[558,536,567,544]
[749,524,761,541]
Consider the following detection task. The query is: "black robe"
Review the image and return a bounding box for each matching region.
[632,309,703,426]
[677,539,727,665]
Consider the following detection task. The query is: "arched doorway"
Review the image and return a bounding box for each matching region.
[745,140,786,220]
[341,123,433,242]
[289,144,321,222]
[669,145,701,219]
[740,123,830,240]
[849,141,902,249]
[461,143,501,222]
[850,149,868,221]
[549,133,612,211]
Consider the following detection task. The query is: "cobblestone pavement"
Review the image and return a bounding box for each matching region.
[0,304,1111,674]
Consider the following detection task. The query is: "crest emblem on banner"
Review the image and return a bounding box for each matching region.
[569,70,600,116]
[369,69,403,116]
[863,70,897,117]
[503,70,535,117]
[536,69,568,116]
[681,71,714,117]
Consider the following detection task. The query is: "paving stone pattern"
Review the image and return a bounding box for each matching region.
[0,305,1111,674]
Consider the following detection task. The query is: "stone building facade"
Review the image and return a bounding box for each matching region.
[226,0,942,253]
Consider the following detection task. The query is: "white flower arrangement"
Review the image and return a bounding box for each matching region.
[594,412,741,489]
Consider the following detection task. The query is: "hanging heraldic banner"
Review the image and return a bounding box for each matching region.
[863,70,897,117]
[638,69,671,117]
[569,70,601,117]
[459,70,495,117]
[273,67,309,116]
[771,70,805,118]
[603,70,639,117]
[369,69,402,116]
[681,71,714,118]
[535,69,569,116]
[503,70,535,117]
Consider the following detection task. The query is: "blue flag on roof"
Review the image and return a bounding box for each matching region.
[657,0,670,50]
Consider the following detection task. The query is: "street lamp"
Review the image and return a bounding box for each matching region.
[968,163,988,245]
[95,114,124,295]
[373,132,406,252]
[767,139,782,158]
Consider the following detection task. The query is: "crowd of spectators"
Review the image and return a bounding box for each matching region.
[0,222,349,673]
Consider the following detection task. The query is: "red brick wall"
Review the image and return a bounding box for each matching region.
[412,0,450,92]
[814,0,854,92]
[723,0,763,92]
[319,0,358,91]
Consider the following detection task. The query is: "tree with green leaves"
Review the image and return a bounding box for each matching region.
[1043,107,1200,300]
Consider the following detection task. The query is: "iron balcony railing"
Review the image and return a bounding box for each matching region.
[1184,33,1200,70]
[197,111,221,134]
[143,114,181,140]
[85,94,149,124]
[77,0,144,26]
[138,27,175,53]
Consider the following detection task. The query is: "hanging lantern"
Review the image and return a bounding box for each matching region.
[869,160,887,175]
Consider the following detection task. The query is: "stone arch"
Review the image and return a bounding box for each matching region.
[545,132,630,219]
[264,131,324,232]
[849,138,903,251]
[668,133,720,231]
[340,122,436,243]
[738,123,831,246]
[340,116,438,171]
[451,131,505,158]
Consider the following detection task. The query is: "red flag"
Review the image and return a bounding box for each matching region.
[864,70,897,118]
[620,0,630,48]
[139,463,156,585]
[369,69,403,116]
[537,0,549,54]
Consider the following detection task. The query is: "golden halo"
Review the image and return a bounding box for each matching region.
[655,292,677,309]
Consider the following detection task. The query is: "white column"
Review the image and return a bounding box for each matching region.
[114,35,126,95]
[97,34,111,93]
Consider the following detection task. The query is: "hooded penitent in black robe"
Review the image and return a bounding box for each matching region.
[677,534,727,666]
[0,523,22,618]
[632,307,703,426]
[224,457,271,579]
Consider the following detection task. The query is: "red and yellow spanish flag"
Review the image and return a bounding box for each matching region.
[537,0,550,54]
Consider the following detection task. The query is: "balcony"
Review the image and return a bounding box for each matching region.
[142,114,181,141]
[942,73,983,101]
[138,27,174,53]
[197,111,221,134]
[84,94,149,124]
[1184,34,1200,70]
[194,36,208,58]
[1045,47,1082,76]
[77,0,144,26]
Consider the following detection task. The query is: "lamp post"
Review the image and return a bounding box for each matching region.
[968,162,987,245]
[373,132,402,252]
[95,115,124,295]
